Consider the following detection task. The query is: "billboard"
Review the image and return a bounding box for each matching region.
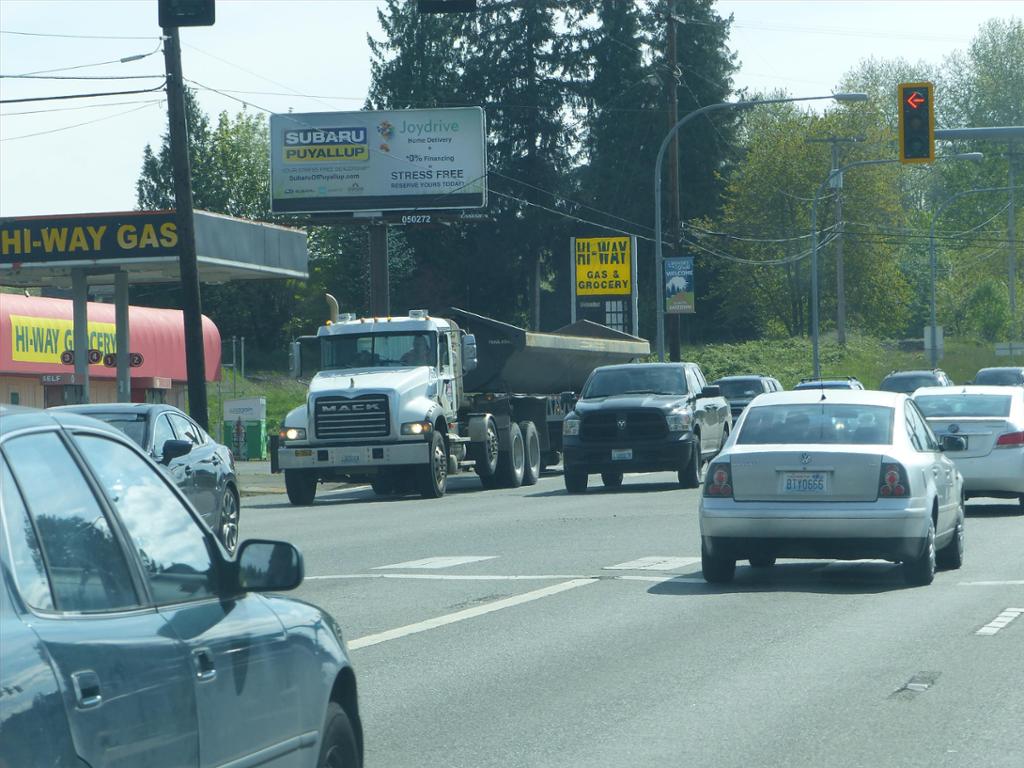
[664,257,695,314]
[269,107,487,214]
[570,235,638,335]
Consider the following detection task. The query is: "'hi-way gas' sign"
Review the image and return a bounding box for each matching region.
[570,235,638,336]
[269,107,487,214]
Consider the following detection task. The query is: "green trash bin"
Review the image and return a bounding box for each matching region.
[222,397,267,460]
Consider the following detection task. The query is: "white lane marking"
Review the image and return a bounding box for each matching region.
[616,574,707,584]
[373,555,497,570]
[347,578,598,650]
[604,556,701,571]
[307,573,585,582]
[960,580,1024,586]
[976,608,1024,636]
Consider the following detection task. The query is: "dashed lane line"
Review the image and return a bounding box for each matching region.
[347,578,598,650]
[604,556,702,571]
[960,580,1024,586]
[975,608,1024,636]
[373,556,498,570]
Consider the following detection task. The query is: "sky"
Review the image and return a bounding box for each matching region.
[0,0,1020,218]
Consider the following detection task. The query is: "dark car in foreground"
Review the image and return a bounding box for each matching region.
[794,376,865,391]
[562,362,731,492]
[973,366,1024,387]
[0,406,362,768]
[58,403,240,554]
[714,374,784,419]
[879,368,953,394]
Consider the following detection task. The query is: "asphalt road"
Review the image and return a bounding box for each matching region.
[241,469,1024,768]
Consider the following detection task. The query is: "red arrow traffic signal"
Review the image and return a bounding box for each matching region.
[906,91,925,109]
[898,81,934,164]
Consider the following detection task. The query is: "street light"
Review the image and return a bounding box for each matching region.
[652,92,869,361]
[809,152,984,378]
[928,182,1015,367]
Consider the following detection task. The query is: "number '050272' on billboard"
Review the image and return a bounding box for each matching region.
[269,107,487,214]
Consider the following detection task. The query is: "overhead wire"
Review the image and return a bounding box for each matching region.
[0,29,162,40]
[1,97,165,117]
[8,41,164,77]
[0,82,167,105]
[0,100,164,142]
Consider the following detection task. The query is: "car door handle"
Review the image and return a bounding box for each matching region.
[192,647,216,681]
[71,669,102,709]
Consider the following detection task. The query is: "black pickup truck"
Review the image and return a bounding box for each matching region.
[561,362,732,493]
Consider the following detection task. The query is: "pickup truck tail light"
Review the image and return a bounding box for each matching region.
[704,462,733,498]
[995,431,1024,448]
[878,461,909,498]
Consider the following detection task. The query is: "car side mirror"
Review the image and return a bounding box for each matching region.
[161,439,192,464]
[237,539,304,592]
[462,334,478,373]
[699,385,721,399]
[940,434,967,452]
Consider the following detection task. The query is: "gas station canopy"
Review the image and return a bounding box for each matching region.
[0,209,308,287]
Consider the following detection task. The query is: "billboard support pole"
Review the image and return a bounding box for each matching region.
[569,237,577,324]
[630,235,639,337]
[71,268,90,404]
[163,25,209,429]
[114,270,131,403]
[369,223,390,316]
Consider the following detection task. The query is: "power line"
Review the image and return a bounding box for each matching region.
[0,82,167,105]
[0,100,164,142]
[0,29,163,41]
[9,41,163,77]
[1,97,164,117]
[0,73,165,80]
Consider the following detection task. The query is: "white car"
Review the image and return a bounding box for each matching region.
[913,385,1024,509]
[699,390,965,586]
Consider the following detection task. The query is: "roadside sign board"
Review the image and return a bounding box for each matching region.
[995,342,1024,357]
[664,257,695,314]
[570,235,638,335]
[269,107,487,214]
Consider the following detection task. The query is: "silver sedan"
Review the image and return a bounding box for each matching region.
[913,385,1024,509]
[699,390,965,586]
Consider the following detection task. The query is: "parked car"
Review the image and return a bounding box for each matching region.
[714,374,784,420]
[793,376,865,391]
[879,368,953,394]
[913,385,1024,509]
[58,403,240,554]
[0,406,363,768]
[972,366,1024,387]
[562,362,732,492]
[699,389,965,585]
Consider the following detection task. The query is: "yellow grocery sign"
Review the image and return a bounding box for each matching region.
[10,314,117,365]
[574,236,632,296]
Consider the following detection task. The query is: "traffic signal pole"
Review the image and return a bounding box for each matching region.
[163,26,209,429]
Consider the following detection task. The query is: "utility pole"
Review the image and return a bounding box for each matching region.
[667,5,682,362]
[162,26,209,429]
[1009,150,1018,336]
[806,135,863,346]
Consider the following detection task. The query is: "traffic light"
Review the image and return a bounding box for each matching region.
[158,0,215,28]
[898,81,934,164]
[417,0,477,12]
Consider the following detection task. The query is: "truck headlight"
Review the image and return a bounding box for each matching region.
[563,416,581,436]
[401,421,433,435]
[667,410,692,432]
[279,427,306,441]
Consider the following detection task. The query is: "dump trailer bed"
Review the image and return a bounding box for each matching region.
[448,307,651,394]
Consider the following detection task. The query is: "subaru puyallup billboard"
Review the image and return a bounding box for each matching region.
[269,107,487,213]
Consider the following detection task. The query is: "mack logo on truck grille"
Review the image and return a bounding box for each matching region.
[315,395,389,440]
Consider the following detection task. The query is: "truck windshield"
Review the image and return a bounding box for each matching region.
[582,367,687,398]
[717,379,764,400]
[322,332,437,370]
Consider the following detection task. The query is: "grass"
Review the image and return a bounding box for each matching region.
[201,336,1017,434]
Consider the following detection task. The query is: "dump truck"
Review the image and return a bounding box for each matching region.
[273,297,649,503]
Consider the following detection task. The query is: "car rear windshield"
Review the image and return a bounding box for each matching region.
[974,370,1024,386]
[583,367,687,398]
[89,414,147,447]
[717,379,764,399]
[880,375,938,393]
[737,404,894,445]
[914,394,1013,418]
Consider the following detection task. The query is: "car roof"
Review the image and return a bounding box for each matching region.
[54,402,174,416]
[0,405,130,441]
[592,362,689,372]
[884,370,942,377]
[914,385,1022,397]
[750,390,904,407]
[715,374,767,381]
[793,380,860,388]
[977,366,1024,373]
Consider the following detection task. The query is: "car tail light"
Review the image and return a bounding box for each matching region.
[704,462,733,498]
[878,461,909,498]
[995,431,1024,448]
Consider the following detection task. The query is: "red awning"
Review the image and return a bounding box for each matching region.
[0,294,220,382]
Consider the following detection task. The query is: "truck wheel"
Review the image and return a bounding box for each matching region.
[679,436,702,489]
[418,432,448,499]
[285,469,317,506]
[371,470,396,496]
[601,471,623,488]
[472,416,500,484]
[496,422,525,488]
[564,471,587,494]
[540,450,561,472]
[519,421,541,486]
